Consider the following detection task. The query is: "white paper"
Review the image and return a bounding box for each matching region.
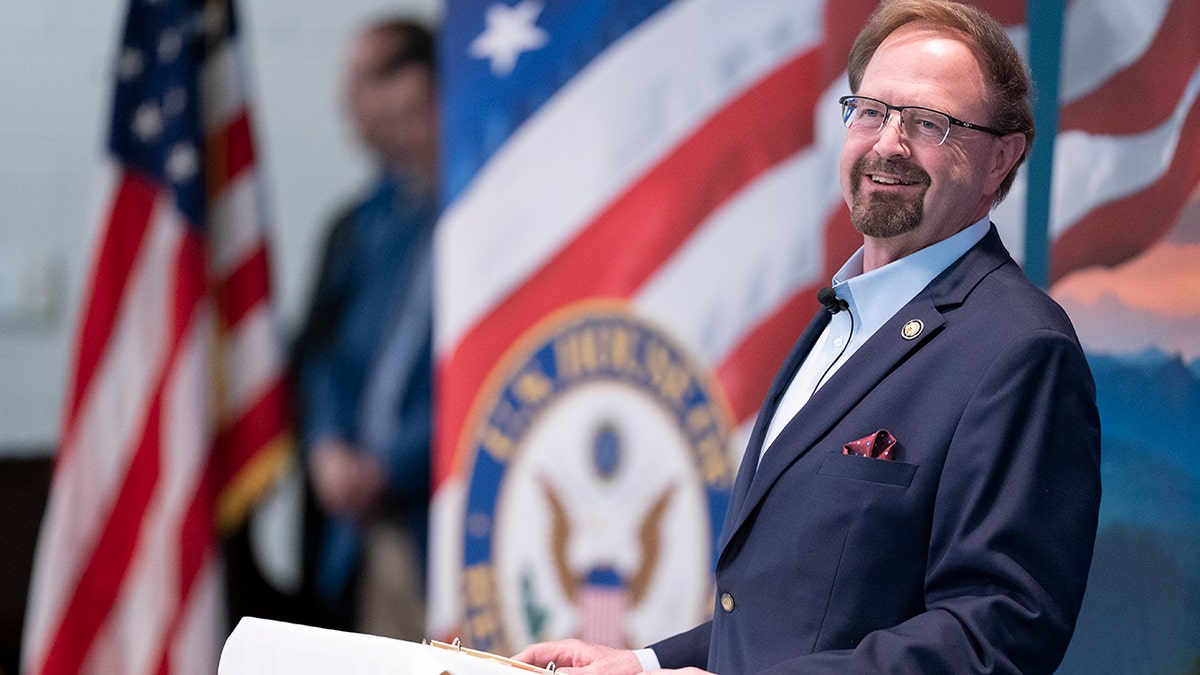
[219,617,550,675]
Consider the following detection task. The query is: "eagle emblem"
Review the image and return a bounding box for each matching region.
[458,304,735,654]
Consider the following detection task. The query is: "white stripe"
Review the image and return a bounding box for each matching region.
[108,304,214,675]
[201,38,245,134]
[633,84,847,367]
[991,170,1029,265]
[170,555,224,675]
[209,171,265,279]
[209,170,287,420]
[1051,60,1200,237]
[436,0,824,355]
[1060,0,1172,104]
[81,610,127,673]
[427,477,467,638]
[22,196,183,670]
[223,301,286,417]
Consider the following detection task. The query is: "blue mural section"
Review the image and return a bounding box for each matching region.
[1058,350,1200,675]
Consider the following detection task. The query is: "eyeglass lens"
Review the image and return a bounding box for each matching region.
[842,98,950,145]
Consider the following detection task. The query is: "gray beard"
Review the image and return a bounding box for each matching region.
[848,157,928,238]
[850,190,924,238]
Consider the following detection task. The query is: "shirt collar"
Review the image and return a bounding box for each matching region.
[831,217,991,339]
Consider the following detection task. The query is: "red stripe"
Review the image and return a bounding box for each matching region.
[969,0,1025,25]
[715,206,860,424]
[212,377,290,490]
[1051,99,1200,280]
[217,244,271,327]
[1060,0,1199,135]
[64,172,159,444]
[209,110,255,193]
[37,229,208,674]
[152,457,219,675]
[38,385,165,674]
[435,49,823,486]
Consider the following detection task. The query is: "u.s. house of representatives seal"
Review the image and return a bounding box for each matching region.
[458,301,736,654]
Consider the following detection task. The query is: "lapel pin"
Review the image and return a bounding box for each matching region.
[901,319,924,340]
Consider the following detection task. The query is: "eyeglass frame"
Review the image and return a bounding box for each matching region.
[838,95,1006,146]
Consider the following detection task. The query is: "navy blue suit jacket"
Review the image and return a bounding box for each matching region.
[651,226,1101,674]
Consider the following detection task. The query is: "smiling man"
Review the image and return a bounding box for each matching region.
[515,1,1101,673]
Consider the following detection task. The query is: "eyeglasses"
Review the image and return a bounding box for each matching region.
[838,95,1005,146]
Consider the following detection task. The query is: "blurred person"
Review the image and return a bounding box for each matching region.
[515,1,1101,673]
[290,18,438,641]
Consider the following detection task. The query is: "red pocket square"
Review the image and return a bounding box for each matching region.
[842,429,897,460]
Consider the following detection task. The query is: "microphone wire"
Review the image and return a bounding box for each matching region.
[811,294,854,398]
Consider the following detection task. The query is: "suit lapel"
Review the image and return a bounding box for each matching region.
[720,309,831,547]
[717,226,1013,560]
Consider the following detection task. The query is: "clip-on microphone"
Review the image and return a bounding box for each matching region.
[817,286,849,314]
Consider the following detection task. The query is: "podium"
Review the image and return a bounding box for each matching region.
[219,617,552,674]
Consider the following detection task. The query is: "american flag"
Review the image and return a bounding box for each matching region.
[21,0,291,672]
[1045,0,1200,280]
[429,0,1200,647]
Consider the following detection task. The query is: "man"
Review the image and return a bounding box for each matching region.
[290,19,438,640]
[515,1,1101,672]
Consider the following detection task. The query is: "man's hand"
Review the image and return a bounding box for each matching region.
[308,438,385,520]
[512,639,641,675]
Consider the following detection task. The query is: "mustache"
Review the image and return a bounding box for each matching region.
[851,158,930,185]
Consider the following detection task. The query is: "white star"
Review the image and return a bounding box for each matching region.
[118,47,145,82]
[158,28,182,62]
[166,142,198,183]
[469,0,549,77]
[132,102,164,141]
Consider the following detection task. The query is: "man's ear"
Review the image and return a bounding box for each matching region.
[984,132,1026,196]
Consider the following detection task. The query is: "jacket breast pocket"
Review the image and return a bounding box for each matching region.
[817,452,917,487]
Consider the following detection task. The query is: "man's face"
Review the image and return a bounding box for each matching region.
[345,31,438,177]
[839,23,1015,258]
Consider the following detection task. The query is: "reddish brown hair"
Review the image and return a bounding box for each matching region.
[847,0,1034,202]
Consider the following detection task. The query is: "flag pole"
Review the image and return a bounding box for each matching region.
[1023,0,1064,288]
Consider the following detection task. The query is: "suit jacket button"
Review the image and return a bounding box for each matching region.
[720,592,734,612]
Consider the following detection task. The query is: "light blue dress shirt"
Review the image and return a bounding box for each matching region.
[759,216,991,460]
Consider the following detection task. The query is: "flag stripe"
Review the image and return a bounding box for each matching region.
[1050,61,1200,248]
[1052,97,1200,278]
[150,458,218,673]
[436,0,825,354]
[221,303,285,415]
[1060,0,1200,134]
[213,380,290,483]
[1058,0,1172,104]
[436,49,821,483]
[217,244,270,326]
[714,206,861,423]
[39,390,164,675]
[38,230,207,675]
[165,556,222,675]
[23,198,181,667]
[65,172,159,438]
[107,306,213,675]
[630,150,830,368]
[208,111,255,194]
[209,173,262,277]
